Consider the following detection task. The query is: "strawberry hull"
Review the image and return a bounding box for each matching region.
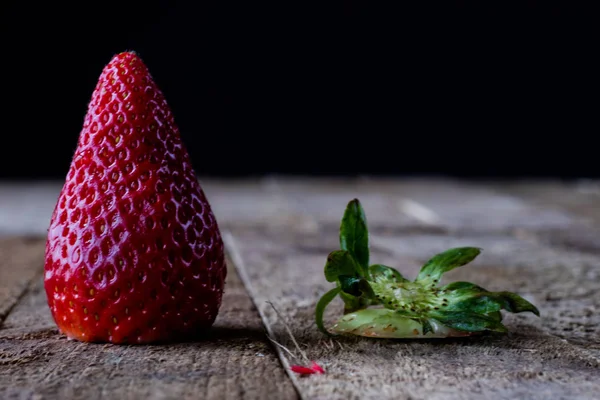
[44,51,227,344]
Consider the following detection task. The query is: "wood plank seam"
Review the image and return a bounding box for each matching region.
[0,269,44,330]
[223,231,305,400]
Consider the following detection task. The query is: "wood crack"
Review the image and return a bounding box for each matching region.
[0,269,44,329]
[223,231,305,400]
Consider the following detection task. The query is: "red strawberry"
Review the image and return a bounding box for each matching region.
[44,51,227,344]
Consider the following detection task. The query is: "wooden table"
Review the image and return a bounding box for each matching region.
[1,177,599,400]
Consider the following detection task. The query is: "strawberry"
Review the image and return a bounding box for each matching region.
[44,51,227,344]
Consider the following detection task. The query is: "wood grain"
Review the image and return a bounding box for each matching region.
[0,237,46,327]
[224,178,600,400]
[0,246,298,400]
[2,177,600,400]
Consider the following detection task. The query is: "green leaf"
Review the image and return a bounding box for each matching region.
[488,291,540,316]
[486,311,503,321]
[369,264,409,283]
[421,318,434,335]
[417,247,482,282]
[441,281,487,292]
[429,310,508,333]
[338,278,373,313]
[331,308,473,338]
[315,287,342,336]
[340,199,369,275]
[338,275,375,299]
[339,291,365,313]
[332,309,425,338]
[324,250,361,282]
[445,293,505,315]
[445,290,540,317]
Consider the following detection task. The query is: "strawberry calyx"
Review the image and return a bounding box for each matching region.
[315,199,540,339]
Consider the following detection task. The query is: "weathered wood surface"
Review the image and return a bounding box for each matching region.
[1,177,600,400]
[0,178,583,235]
[220,178,600,399]
[0,238,46,328]
[0,243,297,400]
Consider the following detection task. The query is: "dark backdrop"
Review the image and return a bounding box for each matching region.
[0,1,595,180]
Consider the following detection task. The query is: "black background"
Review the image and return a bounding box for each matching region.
[0,1,596,180]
